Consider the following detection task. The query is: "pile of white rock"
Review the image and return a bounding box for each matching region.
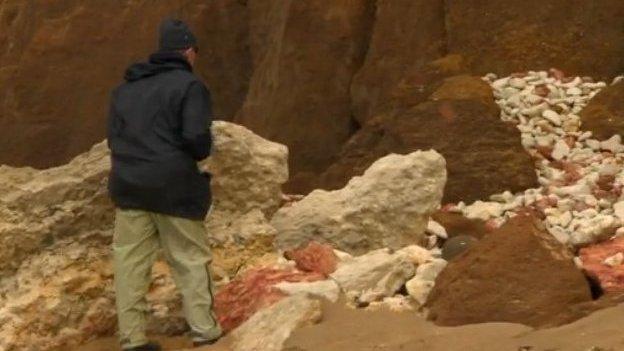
[274,244,446,309]
[446,69,624,247]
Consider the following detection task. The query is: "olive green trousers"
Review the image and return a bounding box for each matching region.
[113,208,221,349]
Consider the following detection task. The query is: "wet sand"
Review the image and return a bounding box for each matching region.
[79,301,624,351]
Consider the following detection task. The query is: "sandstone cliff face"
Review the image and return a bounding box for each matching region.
[447,0,624,79]
[3,0,624,201]
[235,0,375,191]
[350,0,446,124]
[0,0,251,168]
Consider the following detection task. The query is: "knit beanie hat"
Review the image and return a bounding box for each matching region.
[158,18,197,52]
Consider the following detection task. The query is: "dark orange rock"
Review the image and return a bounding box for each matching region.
[427,214,593,328]
[284,241,338,277]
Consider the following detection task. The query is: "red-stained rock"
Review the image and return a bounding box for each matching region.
[580,237,624,292]
[284,242,338,277]
[214,267,325,332]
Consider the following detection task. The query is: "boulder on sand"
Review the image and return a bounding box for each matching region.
[230,294,322,351]
[426,214,593,328]
[0,121,288,276]
[272,150,447,254]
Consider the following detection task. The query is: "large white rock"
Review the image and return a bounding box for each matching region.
[330,249,400,292]
[274,280,340,302]
[330,249,416,305]
[202,121,289,219]
[357,259,415,304]
[273,151,447,253]
[230,294,322,351]
[405,258,447,306]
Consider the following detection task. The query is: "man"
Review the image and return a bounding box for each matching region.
[107,19,221,351]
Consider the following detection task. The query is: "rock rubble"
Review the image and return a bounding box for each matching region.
[446,70,624,248]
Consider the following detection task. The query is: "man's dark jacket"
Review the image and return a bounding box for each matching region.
[107,52,212,220]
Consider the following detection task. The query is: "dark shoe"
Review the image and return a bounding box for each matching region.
[123,341,162,351]
[193,337,220,347]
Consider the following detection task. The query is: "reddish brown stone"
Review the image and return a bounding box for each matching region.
[284,242,338,277]
[597,174,616,192]
[536,145,554,160]
[427,214,593,328]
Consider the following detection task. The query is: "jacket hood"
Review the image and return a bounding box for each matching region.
[124,51,192,82]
